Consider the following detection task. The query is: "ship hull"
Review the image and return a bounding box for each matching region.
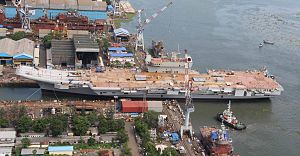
[37,81,273,100]
[216,113,247,130]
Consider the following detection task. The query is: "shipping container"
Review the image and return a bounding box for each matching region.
[121,101,148,113]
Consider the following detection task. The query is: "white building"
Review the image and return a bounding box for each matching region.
[0,128,16,147]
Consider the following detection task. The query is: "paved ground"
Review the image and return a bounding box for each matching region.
[125,122,140,156]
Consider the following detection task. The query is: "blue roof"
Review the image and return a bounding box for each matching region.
[108,47,127,51]
[109,52,133,57]
[107,5,114,11]
[48,146,74,152]
[0,53,12,58]
[114,28,130,36]
[171,133,180,141]
[13,53,33,59]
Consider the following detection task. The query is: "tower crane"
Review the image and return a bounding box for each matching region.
[135,1,173,51]
[180,50,195,139]
[12,0,31,32]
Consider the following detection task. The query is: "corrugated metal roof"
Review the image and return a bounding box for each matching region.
[114,28,130,36]
[21,148,45,155]
[0,130,16,139]
[0,38,35,56]
[109,52,133,57]
[0,147,12,154]
[108,47,126,51]
[13,53,33,59]
[48,146,73,152]
[0,53,12,58]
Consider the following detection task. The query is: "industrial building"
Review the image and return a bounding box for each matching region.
[0,38,35,66]
[21,148,45,156]
[4,0,108,20]
[0,128,16,147]
[50,39,75,67]
[121,101,163,113]
[49,34,99,68]
[48,146,73,155]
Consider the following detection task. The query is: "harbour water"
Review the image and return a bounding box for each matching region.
[0,0,300,155]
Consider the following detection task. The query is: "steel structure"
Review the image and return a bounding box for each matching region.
[180,50,195,139]
[135,1,173,51]
[113,0,121,17]
[12,0,31,32]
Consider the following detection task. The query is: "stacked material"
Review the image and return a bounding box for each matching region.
[120,1,135,13]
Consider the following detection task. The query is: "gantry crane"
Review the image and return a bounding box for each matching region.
[180,50,195,139]
[135,1,173,51]
[12,0,31,32]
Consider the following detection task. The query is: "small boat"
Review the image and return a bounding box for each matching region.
[263,40,274,45]
[216,100,246,130]
[259,43,263,48]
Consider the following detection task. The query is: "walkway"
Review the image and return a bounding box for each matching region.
[125,122,140,156]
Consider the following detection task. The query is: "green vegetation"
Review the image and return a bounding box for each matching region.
[296,131,300,136]
[87,137,96,146]
[72,115,91,136]
[32,118,48,133]
[74,143,117,150]
[124,62,132,68]
[114,13,136,28]
[21,138,31,148]
[117,129,128,144]
[97,37,110,51]
[16,115,33,133]
[10,31,26,41]
[98,115,125,134]
[49,115,68,137]
[120,143,132,156]
[42,31,64,49]
[134,111,163,155]
[161,147,179,156]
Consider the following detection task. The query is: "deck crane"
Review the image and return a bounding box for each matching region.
[180,50,195,139]
[135,1,173,51]
[12,0,31,32]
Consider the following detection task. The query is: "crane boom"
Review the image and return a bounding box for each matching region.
[135,1,173,51]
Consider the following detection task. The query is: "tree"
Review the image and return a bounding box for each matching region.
[16,115,32,133]
[120,143,132,156]
[161,147,179,156]
[144,142,159,156]
[0,119,9,128]
[117,129,128,144]
[10,31,26,41]
[21,138,31,148]
[73,115,90,136]
[32,119,47,133]
[143,111,159,128]
[124,62,132,68]
[98,116,109,134]
[87,112,98,126]
[42,33,53,49]
[49,116,66,137]
[87,137,96,146]
[110,119,125,131]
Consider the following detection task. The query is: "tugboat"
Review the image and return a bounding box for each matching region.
[200,123,237,156]
[216,100,246,130]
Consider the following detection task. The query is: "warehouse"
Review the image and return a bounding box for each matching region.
[4,0,108,20]
[50,39,75,67]
[121,101,163,113]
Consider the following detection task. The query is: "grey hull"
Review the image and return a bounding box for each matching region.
[38,82,272,100]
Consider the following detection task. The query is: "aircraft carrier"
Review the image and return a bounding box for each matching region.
[15,57,283,100]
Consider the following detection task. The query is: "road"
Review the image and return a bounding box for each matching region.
[125,122,140,156]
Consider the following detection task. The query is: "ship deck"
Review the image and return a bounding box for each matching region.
[85,68,281,90]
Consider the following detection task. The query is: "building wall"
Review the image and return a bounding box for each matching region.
[49,151,72,155]
[4,7,107,20]
[109,57,134,64]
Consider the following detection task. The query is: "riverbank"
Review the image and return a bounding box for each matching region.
[0,66,39,87]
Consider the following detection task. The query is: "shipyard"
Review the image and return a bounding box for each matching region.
[0,0,299,156]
